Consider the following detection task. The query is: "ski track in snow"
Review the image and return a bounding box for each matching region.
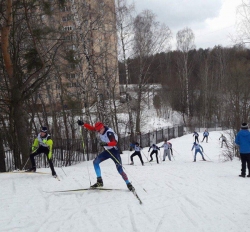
[1,131,250,232]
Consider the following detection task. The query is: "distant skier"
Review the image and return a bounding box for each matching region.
[161,140,171,161]
[193,131,199,143]
[168,141,173,156]
[191,142,206,162]
[26,126,57,177]
[201,129,209,143]
[77,120,134,191]
[235,123,250,178]
[130,142,144,166]
[219,134,228,148]
[148,144,160,164]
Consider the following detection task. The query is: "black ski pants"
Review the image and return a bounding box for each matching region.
[240,153,250,175]
[30,146,56,175]
[150,150,159,163]
[202,136,208,142]
[130,151,144,165]
[194,136,199,143]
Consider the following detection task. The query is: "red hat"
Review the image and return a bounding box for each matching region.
[95,122,104,131]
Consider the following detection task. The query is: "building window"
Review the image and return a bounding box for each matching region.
[62,14,73,22]
[64,26,73,31]
[67,44,76,50]
[66,73,78,79]
[60,6,71,12]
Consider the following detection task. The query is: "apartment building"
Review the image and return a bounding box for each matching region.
[39,0,119,111]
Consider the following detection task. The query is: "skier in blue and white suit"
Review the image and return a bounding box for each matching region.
[130,142,144,165]
[201,129,209,143]
[77,120,134,191]
[191,142,206,162]
[148,144,160,164]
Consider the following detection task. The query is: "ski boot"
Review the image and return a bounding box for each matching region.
[91,177,103,188]
[247,174,250,177]
[130,162,134,165]
[25,167,36,172]
[202,158,206,161]
[149,159,153,162]
[52,172,57,178]
[127,182,134,191]
[193,160,196,162]
[239,174,245,178]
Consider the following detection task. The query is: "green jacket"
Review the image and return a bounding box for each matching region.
[32,134,53,159]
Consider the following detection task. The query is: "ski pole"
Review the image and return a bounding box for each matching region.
[171,150,175,161]
[203,151,213,162]
[22,157,30,170]
[60,166,67,176]
[79,124,91,187]
[141,150,152,165]
[172,148,181,156]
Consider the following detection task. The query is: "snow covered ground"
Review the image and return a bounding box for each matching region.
[1,131,250,232]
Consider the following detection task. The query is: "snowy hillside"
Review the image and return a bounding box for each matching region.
[1,131,250,232]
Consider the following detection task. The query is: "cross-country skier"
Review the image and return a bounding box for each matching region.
[148,144,160,164]
[130,142,144,166]
[219,134,228,148]
[191,142,206,162]
[193,131,199,143]
[168,141,173,156]
[235,123,250,178]
[77,120,134,191]
[26,126,57,177]
[201,129,209,143]
[161,140,171,161]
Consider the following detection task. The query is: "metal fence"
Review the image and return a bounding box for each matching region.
[3,125,184,172]
[119,125,184,150]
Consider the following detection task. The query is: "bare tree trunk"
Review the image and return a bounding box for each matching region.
[1,0,29,168]
[176,27,195,120]
[0,130,6,172]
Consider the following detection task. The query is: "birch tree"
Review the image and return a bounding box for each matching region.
[116,0,135,140]
[132,10,171,133]
[176,27,195,121]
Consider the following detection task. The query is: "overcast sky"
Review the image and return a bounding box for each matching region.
[127,0,243,50]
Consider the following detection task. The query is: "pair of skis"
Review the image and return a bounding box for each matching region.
[46,187,143,204]
[10,170,61,181]
[8,171,142,204]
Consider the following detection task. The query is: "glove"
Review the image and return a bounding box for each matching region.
[77,120,84,126]
[100,141,108,146]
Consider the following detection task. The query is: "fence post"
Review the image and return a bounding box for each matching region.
[60,138,63,165]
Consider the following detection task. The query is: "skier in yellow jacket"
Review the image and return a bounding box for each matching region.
[26,126,57,177]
